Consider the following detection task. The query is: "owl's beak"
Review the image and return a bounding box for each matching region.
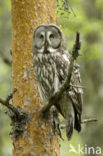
[44,41,50,54]
[45,41,48,47]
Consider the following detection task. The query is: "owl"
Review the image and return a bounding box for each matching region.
[32,24,83,140]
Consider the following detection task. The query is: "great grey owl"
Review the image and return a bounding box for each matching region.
[32,24,83,140]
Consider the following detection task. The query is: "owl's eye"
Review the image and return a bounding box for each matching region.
[40,34,44,40]
[49,34,54,40]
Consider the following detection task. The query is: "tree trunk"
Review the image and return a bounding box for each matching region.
[11,0,60,155]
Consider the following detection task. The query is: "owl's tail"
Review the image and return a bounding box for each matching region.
[57,94,75,140]
[66,115,74,140]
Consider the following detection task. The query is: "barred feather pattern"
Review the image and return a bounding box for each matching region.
[34,53,82,99]
[33,51,83,137]
[34,53,59,102]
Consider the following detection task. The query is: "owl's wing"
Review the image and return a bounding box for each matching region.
[55,53,83,121]
[69,64,83,114]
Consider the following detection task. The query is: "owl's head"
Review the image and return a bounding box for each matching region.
[32,24,67,54]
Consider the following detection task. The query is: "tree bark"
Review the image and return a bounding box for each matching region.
[11,0,60,155]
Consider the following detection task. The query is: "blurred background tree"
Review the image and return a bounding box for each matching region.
[0,0,103,155]
[0,0,12,156]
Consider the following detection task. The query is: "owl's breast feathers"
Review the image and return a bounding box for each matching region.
[34,53,57,102]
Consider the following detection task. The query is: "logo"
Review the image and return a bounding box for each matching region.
[69,144,102,155]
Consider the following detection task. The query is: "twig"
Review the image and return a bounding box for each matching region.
[0,88,30,138]
[3,57,11,66]
[0,88,19,115]
[60,118,98,129]
[81,118,98,124]
[70,84,86,89]
[68,0,76,17]
[6,88,17,102]
[42,32,81,115]
[0,50,11,66]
